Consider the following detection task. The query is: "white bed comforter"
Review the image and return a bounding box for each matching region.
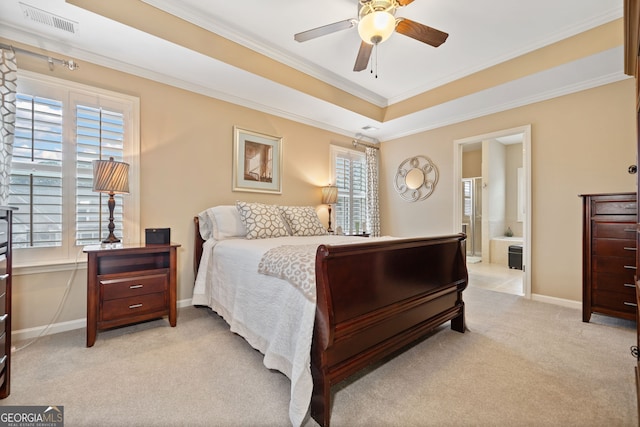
[192,235,377,426]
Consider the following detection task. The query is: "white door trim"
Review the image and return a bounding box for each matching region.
[453,124,532,298]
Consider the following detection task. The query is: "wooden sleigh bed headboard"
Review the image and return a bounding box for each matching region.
[193,215,468,426]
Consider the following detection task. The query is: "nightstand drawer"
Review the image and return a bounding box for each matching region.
[101,292,167,321]
[100,273,168,301]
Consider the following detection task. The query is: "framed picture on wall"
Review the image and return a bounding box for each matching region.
[232,126,283,194]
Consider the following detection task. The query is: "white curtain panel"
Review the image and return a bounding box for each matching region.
[365,146,380,237]
[0,49,17,206]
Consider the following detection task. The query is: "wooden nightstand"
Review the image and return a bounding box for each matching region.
[84,243,180,347]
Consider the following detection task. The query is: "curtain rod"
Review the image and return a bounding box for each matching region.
[0,43,79,71]
[352,133,380,150]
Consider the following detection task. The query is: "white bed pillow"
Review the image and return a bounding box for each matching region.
[236,201,290,239]
[198,205,246,240]
[279,206,327,236]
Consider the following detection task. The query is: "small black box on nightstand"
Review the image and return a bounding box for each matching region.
[145,228,170,245]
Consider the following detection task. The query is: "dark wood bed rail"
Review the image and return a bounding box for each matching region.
[193,215,468,426]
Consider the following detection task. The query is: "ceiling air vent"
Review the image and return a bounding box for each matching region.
[19,2,78,34]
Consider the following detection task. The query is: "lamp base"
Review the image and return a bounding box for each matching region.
[102,233,121,244]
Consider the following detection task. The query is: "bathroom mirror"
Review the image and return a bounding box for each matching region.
[394,155,439,202]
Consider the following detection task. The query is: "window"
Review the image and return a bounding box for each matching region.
[9,71,140,266]
[330,145,366,234]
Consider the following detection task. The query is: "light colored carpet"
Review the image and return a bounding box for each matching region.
[1,286,636,426]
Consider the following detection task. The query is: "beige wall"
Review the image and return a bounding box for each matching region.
[7,40,355,333]
[380,79,637,301]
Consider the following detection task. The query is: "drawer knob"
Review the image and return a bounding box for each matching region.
[624,265,637,270]
[129,284,144,289]
[129,304,143,309]
[0,355,6,365]
[0,274,7,281]
[625,283,636,288]
[624,302,638,307]
[624,247,638,251]
[0,314,7,322]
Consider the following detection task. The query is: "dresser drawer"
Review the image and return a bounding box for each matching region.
[592,256,637,273]
[101,292,167,321]
[592,222,636,239]
[593,199,637,215]
[100,273,168,301]
[0,219,6,245]
[592,271,636,294]
[592,290,637,314]
[0,293,5,318]
[592,239,637,257]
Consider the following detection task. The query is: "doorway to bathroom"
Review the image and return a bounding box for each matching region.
[453,125,531,298]
[462,177,482,263]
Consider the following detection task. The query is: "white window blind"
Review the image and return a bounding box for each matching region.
[331,146,366,234]
[8,71,140,266]
[75,105,125,246]
[10,94,64,248]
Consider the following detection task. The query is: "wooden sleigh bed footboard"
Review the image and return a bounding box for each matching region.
[311,235,468,426]
[193,216,468,426]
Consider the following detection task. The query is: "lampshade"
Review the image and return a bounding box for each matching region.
[358,11,396,45]
[322,185,338,205]
[93,157,130,194]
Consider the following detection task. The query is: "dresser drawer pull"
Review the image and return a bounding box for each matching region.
[624,302,638,307]
[129,304,143,309]
[0,314,7,322]
[0,274,7,281]
[624,265,637,270]
[625,283,636,288]
[0,355,6,365]
[129,284,144,289]
[624,247,638,251]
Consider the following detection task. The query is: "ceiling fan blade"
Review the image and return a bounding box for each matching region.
[294,19,357,42]
[396,18,449,47]
[397,0,415,5]
[353,42,373,72]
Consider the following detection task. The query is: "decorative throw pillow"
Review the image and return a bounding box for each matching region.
[279,206,327,236]
[236,201,290,239]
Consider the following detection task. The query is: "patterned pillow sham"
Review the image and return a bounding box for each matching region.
[279,206,327,236]
[236,201,290,240]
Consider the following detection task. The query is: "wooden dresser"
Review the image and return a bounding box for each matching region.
[581,193,637,322]
[0,206,14,399]
[83,243,180,347]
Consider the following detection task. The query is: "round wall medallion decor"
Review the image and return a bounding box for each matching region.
[394,155,439,202]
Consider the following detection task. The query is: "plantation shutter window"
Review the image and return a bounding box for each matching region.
[331,145,367,235]
[8,71,139,266]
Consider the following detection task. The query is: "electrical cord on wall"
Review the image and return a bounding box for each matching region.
[13,247,84,352]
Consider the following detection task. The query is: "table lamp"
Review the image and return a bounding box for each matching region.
[321,185,338,233]
[93,157,129,243]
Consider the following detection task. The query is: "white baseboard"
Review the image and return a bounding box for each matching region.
[531,293,581,310]
[12,298,194,343]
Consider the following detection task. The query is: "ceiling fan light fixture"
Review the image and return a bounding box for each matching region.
[358,11,395,45]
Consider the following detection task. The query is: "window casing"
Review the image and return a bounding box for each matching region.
[9,71,140,267]
[330,145,366,235]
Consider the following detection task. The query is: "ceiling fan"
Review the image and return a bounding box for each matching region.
[294,0,448,72]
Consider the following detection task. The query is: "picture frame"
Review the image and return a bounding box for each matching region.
[232,126,283,194]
